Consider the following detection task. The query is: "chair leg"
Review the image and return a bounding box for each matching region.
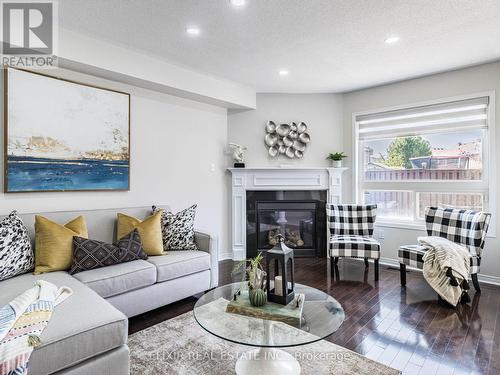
[472,273,481,293]
[364,258,369,267]
[330,257,339,277]
[330,257,340,280]
[374,259,379,281]
[400,263,406,287]
[334,264,340,281]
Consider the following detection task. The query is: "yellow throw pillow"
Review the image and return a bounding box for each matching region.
[117,211,164,256]
[34,215,88,274]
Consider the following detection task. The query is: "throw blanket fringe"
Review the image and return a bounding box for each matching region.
[0,281,72,375]
[419,236,470,306]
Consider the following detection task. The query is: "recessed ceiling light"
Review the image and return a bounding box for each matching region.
[230,0,246,6]
[385,36,400,44]
[279,70,289,76]
[186,26,200,36]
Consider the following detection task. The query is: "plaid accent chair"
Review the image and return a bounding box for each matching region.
[399,207,491,292]
[327,204,380,281]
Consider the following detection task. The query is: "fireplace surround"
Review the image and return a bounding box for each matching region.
[228,167,347,260]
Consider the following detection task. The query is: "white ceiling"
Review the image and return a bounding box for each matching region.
[60,0,500,93]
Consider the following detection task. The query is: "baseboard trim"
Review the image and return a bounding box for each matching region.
[476,273,500,287]
[379,257,500,287]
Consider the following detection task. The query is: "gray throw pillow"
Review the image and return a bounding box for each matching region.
[70,229,148,274]
[152,205,199,251]
[0,211,34,281]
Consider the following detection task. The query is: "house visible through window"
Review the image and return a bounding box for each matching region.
[354,96,492,224]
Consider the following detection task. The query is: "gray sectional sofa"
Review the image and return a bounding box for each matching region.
[0,206,218,375]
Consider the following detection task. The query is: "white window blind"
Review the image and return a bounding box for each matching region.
[357,97,489,139]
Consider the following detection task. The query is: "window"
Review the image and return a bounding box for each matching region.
[354,95,493,227]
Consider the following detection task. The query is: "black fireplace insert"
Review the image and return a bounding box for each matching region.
[246,190,327,258]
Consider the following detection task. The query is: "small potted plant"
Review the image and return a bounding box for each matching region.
[232,253,267,307]
[327,152,347,168]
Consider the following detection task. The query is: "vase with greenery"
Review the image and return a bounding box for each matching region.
[326,152,347,168]
[232,252,267,307]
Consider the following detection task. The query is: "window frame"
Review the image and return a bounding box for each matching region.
[352,91,496,237]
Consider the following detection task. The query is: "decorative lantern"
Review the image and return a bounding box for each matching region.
[266,234,295,305]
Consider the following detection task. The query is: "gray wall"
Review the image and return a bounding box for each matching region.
[228,93,344,167]
[342,61,500,281]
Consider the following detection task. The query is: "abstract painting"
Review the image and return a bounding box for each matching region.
[4,68,130,192]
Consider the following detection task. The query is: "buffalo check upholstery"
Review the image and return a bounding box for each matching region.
[327,204,380,280]
[424,206,490,257]
[399,207,491,291]
[399,245,481,274]
[327,204,377,237]
[330,235,380,259]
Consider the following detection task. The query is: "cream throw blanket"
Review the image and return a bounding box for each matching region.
[419,236,470,306]
[0,281,72,374]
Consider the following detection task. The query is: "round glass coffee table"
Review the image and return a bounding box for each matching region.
[193,282,345,375]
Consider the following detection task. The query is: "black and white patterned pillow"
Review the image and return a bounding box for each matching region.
[152,205,199,250]
[0,211,34,281]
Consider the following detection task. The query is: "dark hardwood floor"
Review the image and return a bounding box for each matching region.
[129,258,500,374]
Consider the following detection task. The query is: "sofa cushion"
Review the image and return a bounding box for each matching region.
[0,271,127,375]
[70,229,148,275]
[153,205,199,251]
[72,260,156,298]
[116,211,164,256]
[0,211,34,281]
[34,215,88,274]
[146,251,210,283]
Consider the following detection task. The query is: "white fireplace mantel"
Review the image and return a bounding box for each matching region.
[228,167,348,260]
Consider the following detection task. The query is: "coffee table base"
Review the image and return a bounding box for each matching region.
[235,347,301,375]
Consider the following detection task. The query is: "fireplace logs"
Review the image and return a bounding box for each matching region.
[268,229,305,248]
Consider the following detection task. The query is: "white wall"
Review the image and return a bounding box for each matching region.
[227,93,344,167]
[0,68,229,253]
[342,61,500,282]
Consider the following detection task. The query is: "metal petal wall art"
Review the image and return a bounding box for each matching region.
[265,121,310,159]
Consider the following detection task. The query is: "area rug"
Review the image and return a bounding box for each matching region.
[129,309,399,375]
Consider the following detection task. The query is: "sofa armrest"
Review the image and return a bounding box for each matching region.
[195,230,219,288]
